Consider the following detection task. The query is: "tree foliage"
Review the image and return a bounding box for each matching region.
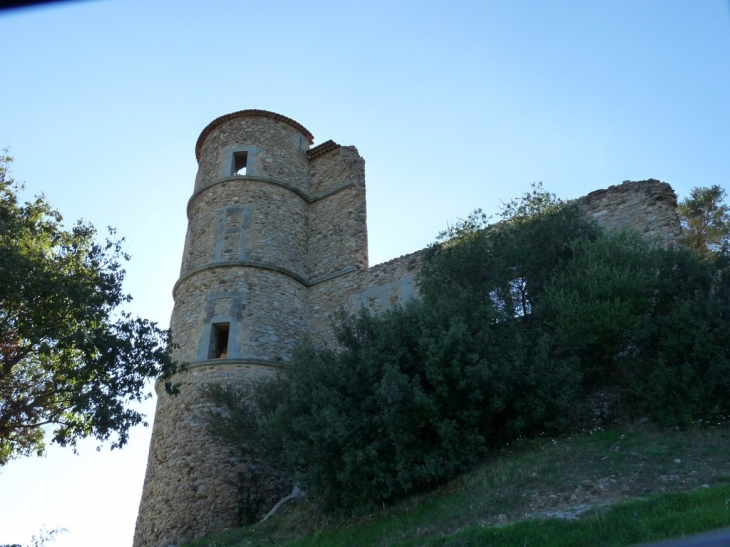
[424,183,602,319]
[543,231,660,387]
[204,303,579,510]
[677,185,730,259]
[545,232,730,424]
[0,151,177,465]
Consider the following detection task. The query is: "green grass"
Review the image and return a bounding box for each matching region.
[410,487,730,547]
[184,423,730,547]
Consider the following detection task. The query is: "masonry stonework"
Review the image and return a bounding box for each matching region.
[580,179,681,244]
[133,110,682,547]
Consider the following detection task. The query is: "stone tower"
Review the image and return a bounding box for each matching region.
[133,109,682,547]
[133,109,369,547]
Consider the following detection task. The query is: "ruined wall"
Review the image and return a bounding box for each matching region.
[308,179,682,347]
[580,179,681,244]
[308,145,368,278]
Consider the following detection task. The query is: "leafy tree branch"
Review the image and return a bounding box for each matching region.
[0,150,179,465]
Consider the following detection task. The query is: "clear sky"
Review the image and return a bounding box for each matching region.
[0,1,728,545]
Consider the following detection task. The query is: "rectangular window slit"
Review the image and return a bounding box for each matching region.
[209,322,230,359]
[233,152,248,176]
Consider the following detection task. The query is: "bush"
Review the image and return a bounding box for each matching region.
[544,232,730,425]
[420,185,602,320]
[631,244,730,424]
[206,304,581,510]
[543,231,661,388]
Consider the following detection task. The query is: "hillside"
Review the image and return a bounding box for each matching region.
[184,422,730,547]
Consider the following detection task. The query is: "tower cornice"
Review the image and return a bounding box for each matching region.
[173,261,359,298]
[185,175,358,220]
[195,109,314,161]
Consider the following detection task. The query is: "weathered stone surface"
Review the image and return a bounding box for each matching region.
[135,113,315,547]
[195,115,311,192]
[308,146,368,278]
[580,179,681,244]
[183,180,309,279]
[308,250,424,347]
[133,364,291,547]
[134,110,683,547]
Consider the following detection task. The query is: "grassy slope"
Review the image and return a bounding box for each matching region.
[184,423,730,547]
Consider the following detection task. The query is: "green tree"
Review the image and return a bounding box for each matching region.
[422,183,602,320]
[677,185,730,258]
[0,526,66,547]
[543,231,660,387]
[0,151,177,465]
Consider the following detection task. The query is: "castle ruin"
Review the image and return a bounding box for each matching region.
[133,109,682,547]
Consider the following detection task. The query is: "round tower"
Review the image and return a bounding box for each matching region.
[133,110,315,547]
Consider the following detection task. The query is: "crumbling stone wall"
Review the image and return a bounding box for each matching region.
[309,178,682,349]
[580,179,681,244]
[134,110,683,547]
[308,145,368,278]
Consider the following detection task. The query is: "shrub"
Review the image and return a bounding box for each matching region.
[630,244,730,424]
[544,232,730,425]
[543,231,660,388]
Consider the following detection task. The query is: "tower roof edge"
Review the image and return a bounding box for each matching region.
[195,109,315,161]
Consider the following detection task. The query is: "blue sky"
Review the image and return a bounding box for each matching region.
[1,1,729,545]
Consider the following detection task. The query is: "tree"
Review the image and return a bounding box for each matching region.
[422,183,602,320]
[1,526,66,547]
[677,185,730,259]
[0,150,177,465]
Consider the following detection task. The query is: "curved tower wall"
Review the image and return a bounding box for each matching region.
[134,112,317,547]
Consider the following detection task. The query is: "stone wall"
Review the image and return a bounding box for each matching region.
[194,111,312,192]
[306,179,682,348]
[183,180,309,279]
[135,113,320,547]
[172,269,308,364]
[308,146,368,278]
[307,250,423,348]
[132,364,291,547]
[580,179,681,244]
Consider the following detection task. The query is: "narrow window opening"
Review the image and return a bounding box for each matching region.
[233,152,248,176]
[209,322,230,359]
